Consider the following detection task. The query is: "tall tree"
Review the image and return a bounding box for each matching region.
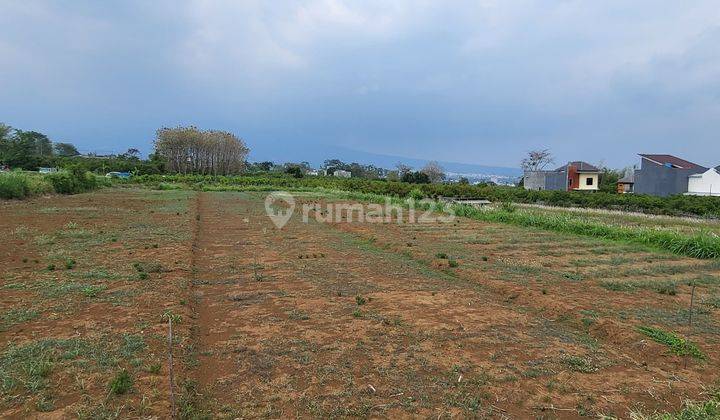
[123,148,141,159]
[396,163,412,177]
[53,142,80,156]
[421,161,445,183]
[521,149,554,171]
[15,130,53,157]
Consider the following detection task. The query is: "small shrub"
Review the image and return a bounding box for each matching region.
[657,283,677,295]
[448,259,459,268]
[146,363,161,374]
[352,309,363,318]
[47,264,56,271]
[138,272,149,280]
[109,370,133,395]
[435,253,448,259]
[355,296,366,306]
[562,272,583,281]
[65,259,76,270]
[407,188,425,201]
[500,201,517,213]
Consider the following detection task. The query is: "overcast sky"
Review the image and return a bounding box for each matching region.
[1,1,719,168]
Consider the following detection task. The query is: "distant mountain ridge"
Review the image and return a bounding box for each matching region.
[248,143,522,177]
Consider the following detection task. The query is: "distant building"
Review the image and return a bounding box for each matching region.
[38,167,58,174]
[524,161,600,191]
[333,169,351,178]
[633,154,706,197]
[686,166,720,196]
[617,170,635,194]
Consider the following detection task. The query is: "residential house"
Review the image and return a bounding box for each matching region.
[633,154,706,197]
[333,169,351,178]
[686,166,720,196]
[524,161,600,191]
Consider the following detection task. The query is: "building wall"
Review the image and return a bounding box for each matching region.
[545,171,568,191]
[634,160,704,196]
[688,169,720,196]
[575,173,599,190]
[523,171,547,190]
[524,170,569,191]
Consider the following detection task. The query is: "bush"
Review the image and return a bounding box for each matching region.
[0,172,30,199]
[46,167,99,194]
[408,188,425,200]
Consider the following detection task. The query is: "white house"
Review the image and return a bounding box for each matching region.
[687,166,720,196]
[333,169,351,178]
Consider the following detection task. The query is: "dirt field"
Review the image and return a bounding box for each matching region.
[1,189,719,418]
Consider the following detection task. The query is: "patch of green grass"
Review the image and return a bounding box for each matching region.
[599,280,678,295]
[288,309,309,320]
[562,356,598,373]
[80,285,106,298]
[703,296,720,309]
[132,261,165,273]
[637,326,705,359]
[355,295,366,306]
[145,363,161,374]
[562,272,583,281]
[0,334,146,403]
[1,308,39,330]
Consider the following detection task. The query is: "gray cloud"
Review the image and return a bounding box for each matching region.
[1,0,719,167]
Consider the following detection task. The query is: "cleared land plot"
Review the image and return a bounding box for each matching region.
[1,189,719,418]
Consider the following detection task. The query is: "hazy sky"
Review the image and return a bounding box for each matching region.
[1,1,719,168]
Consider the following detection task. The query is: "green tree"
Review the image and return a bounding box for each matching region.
[53,142,80,157]
[16,130,53,157]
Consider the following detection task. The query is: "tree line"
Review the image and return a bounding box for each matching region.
[0,123,80,169]
[2,121,451,183]
[154,126,249,175]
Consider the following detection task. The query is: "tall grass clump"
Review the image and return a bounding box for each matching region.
[0,172,31,199]
[454,206,720,259]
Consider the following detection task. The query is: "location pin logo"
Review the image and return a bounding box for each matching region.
[264,191,295,229]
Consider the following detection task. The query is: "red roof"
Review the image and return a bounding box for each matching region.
[639,154,706,170]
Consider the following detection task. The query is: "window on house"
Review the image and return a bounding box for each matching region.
[586,177,594,186]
